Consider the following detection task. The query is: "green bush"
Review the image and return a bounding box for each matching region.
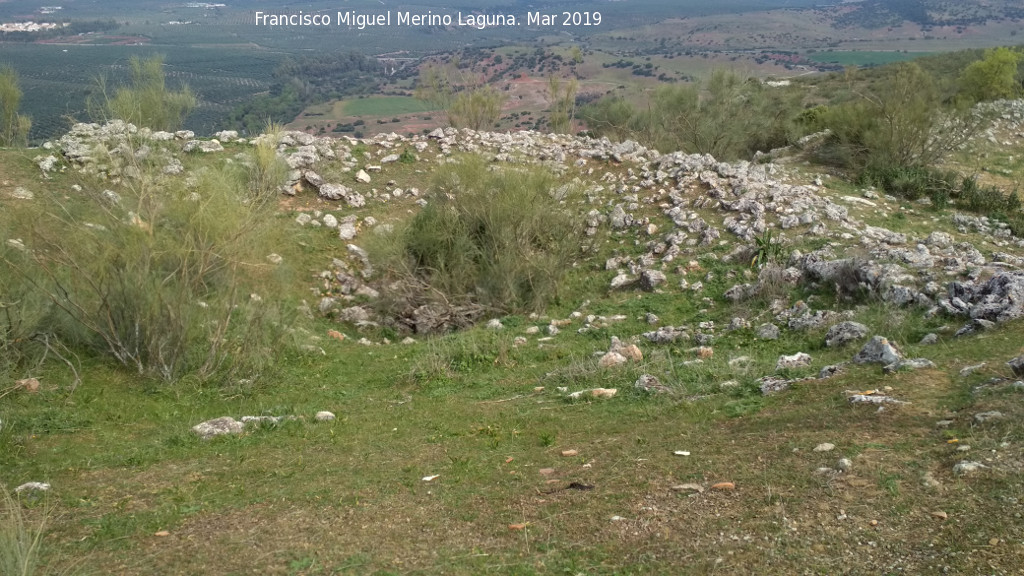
[91,55,196,131]
[580,70,806,161]
[0,66,31,147]
[818,63,986,172]
[2,138,300,383]
[368,156,581,332]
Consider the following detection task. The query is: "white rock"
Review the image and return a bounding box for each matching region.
[15,482,50,494]
[813,443,835,452]
[355,169,371,183]
[192,416,244,440]
[315,411,336,422]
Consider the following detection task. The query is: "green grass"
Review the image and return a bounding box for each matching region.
[343,96,438,117]
[4,133,1024,575]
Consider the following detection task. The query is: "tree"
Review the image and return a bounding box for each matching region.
[547,75,578,134]
[0,66,31,147]
[93,55,196,131]
[822,62,985,171]
[415,59,505,130]
[958,47,1023,104]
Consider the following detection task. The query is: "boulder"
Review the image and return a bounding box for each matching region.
[825,321,868,348]
[192,417,244,440]
[852,336,902,365]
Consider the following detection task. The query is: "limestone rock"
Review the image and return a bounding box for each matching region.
[852,336,903,365]
[776,352,812,371]
[825,321,868,348]
[192,417,244,440]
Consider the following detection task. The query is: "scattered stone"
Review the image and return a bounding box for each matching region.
[561,450,579,457]
[486,318,504,330]
[973,411,1003,424]
[818,365,842,379]
[952,461,985,477]
[634,374,670,393]
[643,326,688,344]
[711,482,735,491]
[1008,355,1024,377]
[883,358,937,374]
[672,483,704,494]
[919,333,938,345]
[922,472,941,489]
[334,220,357,240]
[846,392,908,405]
[959,363,986,377]
[598,350,626,366]
[813,443,835,453]
[777,352,812,371]
[610,273,635,289]
[355,169,371,183]
[759,376,791,395]
[192,416,245,440]
[266,253,283,265]
[837,458,853,472]
[852,336,903,365]
[15,482,51,494]
[315,411,336,422]
[825,321,868,348]
[638,269,667,291]
[756,323,780,340]
[513,336,527,347]
[568,387,618,399]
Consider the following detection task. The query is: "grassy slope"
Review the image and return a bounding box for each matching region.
[2,142,1024,575]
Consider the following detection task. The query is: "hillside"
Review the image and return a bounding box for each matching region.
[2,108,1024,573]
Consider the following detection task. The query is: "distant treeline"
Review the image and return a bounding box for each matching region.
[834,0,1024,29]
[228,53,382,134]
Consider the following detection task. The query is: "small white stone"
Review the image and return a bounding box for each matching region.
[315,411,336,422]
[814,443,835,453]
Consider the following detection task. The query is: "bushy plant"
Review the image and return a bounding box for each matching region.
[91,55,196,131]
[581,70,806,160]
[0,66,31,147]
[2,138,300,383]
[245,125,289,203]
[368,156,581,332]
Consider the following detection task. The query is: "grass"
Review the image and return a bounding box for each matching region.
[3,128,1024,574]
[343,96,438,117]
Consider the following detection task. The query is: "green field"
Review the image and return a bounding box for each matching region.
[343,96,438,117]
[807,50,935,67]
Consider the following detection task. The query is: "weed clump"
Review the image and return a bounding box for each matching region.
[368,156,581,333]
[2,137,301,384]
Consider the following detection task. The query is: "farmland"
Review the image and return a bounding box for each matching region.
[1,0,1023,141]
[807,50,935,67]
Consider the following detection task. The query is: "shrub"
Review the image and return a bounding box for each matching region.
[0,66,31,147]
[818,63,986,172]
[91,55,196,131]
[2,138,300,383]
[580,70,806,160]
[368,156,581,332]
[245,125,289,203]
